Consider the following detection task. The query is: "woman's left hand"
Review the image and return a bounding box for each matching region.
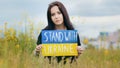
[77,46,84,56]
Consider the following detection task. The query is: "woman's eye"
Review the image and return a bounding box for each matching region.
[51,13,55,16]
[58,11,61,14]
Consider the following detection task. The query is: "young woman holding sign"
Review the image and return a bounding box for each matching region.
[35,1,83,64]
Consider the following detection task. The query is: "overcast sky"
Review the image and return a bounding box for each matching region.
[0,0,120,38]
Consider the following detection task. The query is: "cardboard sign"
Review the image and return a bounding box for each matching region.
[41,30,78,56]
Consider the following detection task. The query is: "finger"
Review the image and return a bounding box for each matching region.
[78,50,83,53]
[36,48,40,51]
[36,49,40,51]
[36,46,41,50]
[79,50,83,53]
[40,46,42,49]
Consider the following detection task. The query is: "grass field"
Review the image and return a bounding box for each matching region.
[0,25,120,68]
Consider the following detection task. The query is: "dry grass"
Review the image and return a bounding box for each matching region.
[0,22,120,68]
[0,37,120,68]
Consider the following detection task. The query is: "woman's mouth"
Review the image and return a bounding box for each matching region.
[56,20,60,22]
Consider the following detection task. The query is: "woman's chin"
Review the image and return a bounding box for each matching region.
[55,22,63,26]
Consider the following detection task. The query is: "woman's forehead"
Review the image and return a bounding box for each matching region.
[51,6,60,13]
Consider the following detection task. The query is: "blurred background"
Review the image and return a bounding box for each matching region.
[0,0,120,68]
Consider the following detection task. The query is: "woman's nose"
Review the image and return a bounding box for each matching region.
[55,14,59,19]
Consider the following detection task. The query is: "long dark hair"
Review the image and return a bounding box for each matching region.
[44,1,74,30]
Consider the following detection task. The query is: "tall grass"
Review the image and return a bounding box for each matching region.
[0,22,120,68]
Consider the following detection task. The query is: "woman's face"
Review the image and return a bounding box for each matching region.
[51,6,64,26]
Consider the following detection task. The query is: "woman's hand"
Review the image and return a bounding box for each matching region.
[35,44,42,52]
[34,44,42,56]
[77,46,84,56]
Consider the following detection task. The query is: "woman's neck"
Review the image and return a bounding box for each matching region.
[55,25,67,30]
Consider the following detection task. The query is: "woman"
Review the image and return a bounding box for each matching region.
[35,1,83,64]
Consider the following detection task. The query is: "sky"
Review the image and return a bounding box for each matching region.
[0,0,120,38]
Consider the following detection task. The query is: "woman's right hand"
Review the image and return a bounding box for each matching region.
[35,44,42,52]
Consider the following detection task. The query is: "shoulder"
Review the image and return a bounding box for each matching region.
[43,26,52,30]
[38,26,50,34]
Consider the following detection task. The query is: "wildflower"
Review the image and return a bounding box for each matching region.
[104,49,109,56]
[83,38,89,45]
[0,59,3,65]
[16,44,20,48]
